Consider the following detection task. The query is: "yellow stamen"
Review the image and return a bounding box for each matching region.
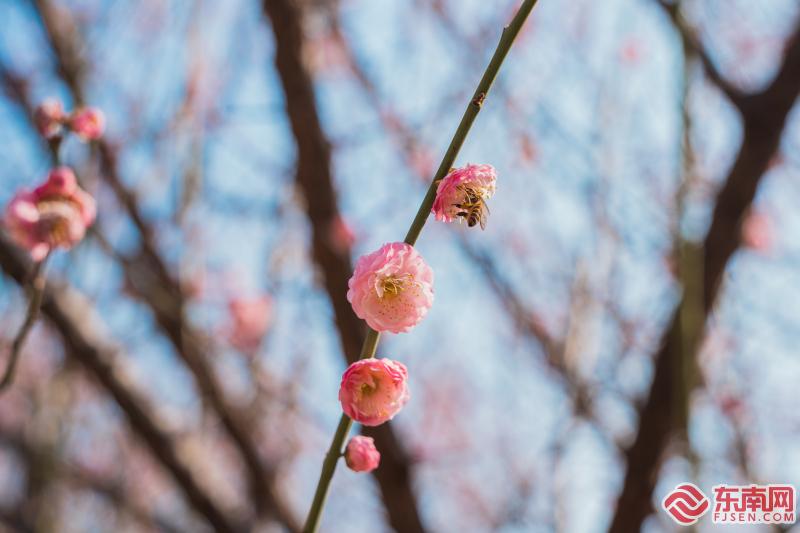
[379,274,414,298]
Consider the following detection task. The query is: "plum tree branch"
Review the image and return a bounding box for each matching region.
[0,429,185,533]
[609,18,800,532]
[25,2,299,526]
[656,0,747,109]
[0,235,244,533]
[0,253,49,392]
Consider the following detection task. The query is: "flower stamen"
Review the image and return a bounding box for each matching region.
[378,273,414,298]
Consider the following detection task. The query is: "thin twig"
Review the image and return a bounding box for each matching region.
[609,19,800,533]
[0,252,50,392]
[655,0,747,110]
[0,235,245,532]
[25,4,299,525]
[300,1,540,531]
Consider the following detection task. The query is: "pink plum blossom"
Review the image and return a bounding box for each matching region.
[432,163,496,226]
[339,358,409,426]
[34,99,66,139]
[620,38,643,64]
[227,296,273,353]
[347,242,434,333]
[328,214,356,254]
[410,146,435,179]
[344,436,380,472]
[4,167,96,260]
[69,107,105,141]
[741,210,773,253]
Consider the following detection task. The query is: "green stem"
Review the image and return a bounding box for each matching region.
[302,2,539,531]
[359,328,380,358]
[303,328,380,532]
[303,414,353,533]
[404,0,539,247]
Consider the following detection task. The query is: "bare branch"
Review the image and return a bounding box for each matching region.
[0,235,244,533]
[21,3,300,526]
[609,20,800,532]
[0,254,49,392]
[0,429,185,533]
[656,0,748,109]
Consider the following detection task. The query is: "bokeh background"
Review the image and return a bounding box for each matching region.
[0,0,799,531]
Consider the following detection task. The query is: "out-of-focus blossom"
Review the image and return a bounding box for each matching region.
[339,358,409,426]
[307,33,349,75]
[718,393,745,419]
[347,242,434,333]
[519,135,538,165]
[620,38,643,64]
[69,107,105,141]
[345,436,380,472]
[432,163,496,228]
[328,214,356,254]
[34,99,66,139]
[409,146,436,180]
[227,295,272,353]
[4,167,96,260]
[741,210,773,253]
[411,375,470,462]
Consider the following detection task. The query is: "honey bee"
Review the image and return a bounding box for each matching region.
[454,187,490,230]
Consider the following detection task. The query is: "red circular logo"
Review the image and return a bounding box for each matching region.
[662,483,710,526]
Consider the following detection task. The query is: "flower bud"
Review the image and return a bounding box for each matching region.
[344,436,380,472]
[69,107,105,141]
[34,99,66,139]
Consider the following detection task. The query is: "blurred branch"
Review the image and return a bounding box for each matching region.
[0,235,243,533]
[656,0,748,109]
[0,66,38,130]
[0,254,49,392]
[25,2,299,526]
[98,177,300,531]
[0,507,32,533]
[712,395,789,533]
[609,19,800,532]
[260,0,428,531]
[0,430,185,533]
[462,243,592,410]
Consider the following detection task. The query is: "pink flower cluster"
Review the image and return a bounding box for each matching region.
[347,242,434,334]
[339,358,409,426]
[335,161,496,476]
[344,436,380,472]
[34,99,104,141]
[4,167,96,260]
[432,163,497,226]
